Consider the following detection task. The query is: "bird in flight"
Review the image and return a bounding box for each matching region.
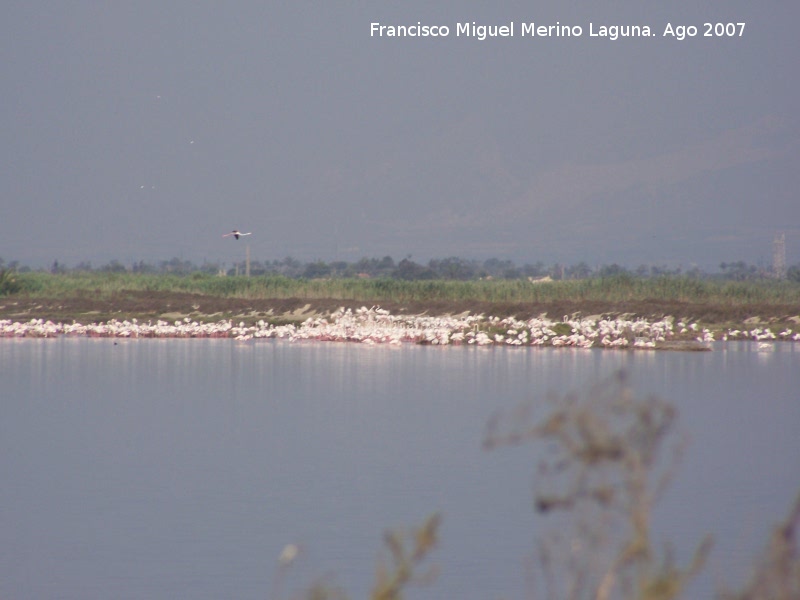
[223,230,252,240]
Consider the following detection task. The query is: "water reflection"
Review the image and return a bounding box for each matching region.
[1,339,798,599]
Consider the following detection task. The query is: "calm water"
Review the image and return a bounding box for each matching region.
[1,338,798,599]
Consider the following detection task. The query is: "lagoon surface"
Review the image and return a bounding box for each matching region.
[1,338,799,599]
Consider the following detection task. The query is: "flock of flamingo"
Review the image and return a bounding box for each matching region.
[2,307,798,347]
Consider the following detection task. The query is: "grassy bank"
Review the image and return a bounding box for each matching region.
[2,271,798,331]
[10,271,800,305]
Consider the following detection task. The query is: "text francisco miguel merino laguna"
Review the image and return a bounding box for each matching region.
[371,21,655,40]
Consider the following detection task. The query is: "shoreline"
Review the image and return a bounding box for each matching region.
[3,307,797,349]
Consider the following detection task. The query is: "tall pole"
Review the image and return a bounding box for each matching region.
[773,233,786,279]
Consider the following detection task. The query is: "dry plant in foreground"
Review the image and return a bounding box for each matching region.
[371,512,442,600]
[484,370,712,600]
[719,493,800,600]
[275,513,441,600]
[274,369,796,600]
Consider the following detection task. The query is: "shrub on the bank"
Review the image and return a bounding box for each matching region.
[0,268,21,296]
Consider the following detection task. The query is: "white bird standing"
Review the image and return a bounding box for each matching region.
[222,230,252,240]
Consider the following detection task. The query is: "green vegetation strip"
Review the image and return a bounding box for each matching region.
[10,271,800,306]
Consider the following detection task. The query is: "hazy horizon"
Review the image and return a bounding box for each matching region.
[1,249,790,276]
[2,2,798,271]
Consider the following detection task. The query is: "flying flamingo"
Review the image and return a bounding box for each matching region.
[222,230,252,240]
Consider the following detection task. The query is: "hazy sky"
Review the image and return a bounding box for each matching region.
[2,1,798,269]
